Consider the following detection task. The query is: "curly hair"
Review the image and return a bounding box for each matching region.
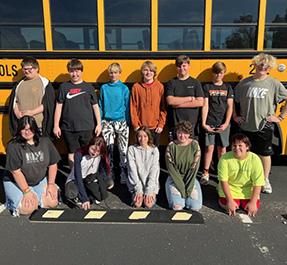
[174,120,193,136]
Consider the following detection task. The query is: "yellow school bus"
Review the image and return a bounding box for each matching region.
[0,0,287,154]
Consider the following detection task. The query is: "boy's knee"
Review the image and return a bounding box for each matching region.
[18,199,38,215]
[42,193,58,208]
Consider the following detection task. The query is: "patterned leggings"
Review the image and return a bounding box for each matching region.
[101,120,129,176]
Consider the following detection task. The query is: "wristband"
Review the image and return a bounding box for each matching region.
[23,190,31,195]
[233,115,238,119]
[278,115,284,121]
[22,187,30,193]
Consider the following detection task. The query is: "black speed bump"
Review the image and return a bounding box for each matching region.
[30,208,204,224]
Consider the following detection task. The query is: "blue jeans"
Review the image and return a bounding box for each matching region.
[3,177,48,217]
[165,176,202,210]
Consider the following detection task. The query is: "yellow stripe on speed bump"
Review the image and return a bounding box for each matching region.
[42,210,64,219]
[129,211,150,220]
[84,211,107,219]
[172,212,192,221]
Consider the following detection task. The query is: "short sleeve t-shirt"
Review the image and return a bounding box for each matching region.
[16,78,44,127]
[5,137,61,186]
[57,81,98,131]
[203,82,234,125]
[165,76,204,126]
[218,151,265,199]
[234,76,287,131]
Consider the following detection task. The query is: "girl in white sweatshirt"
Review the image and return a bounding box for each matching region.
[127,126,160,208]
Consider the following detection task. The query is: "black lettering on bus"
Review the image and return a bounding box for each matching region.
[0,65,4,76]
[12,65,18,76]
[249,63,255,75]
[6,65,11,76]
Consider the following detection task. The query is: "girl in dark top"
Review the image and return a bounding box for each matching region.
[65,136,114,210]
[4,116,61,217]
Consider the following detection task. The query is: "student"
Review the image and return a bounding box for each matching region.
[4,116,61,217]
[54,58,101,168]
[218,133,265,217]
[200,62,234,185]
[9,57,55,137]
[165,55,204,141]
[165,121,202,211]
[127,126,160,208]
[130,61,167,147]
[233,53,287,193]
[65,136,114,210]
[99,63,130,184]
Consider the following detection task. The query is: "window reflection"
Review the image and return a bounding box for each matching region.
[50,0,98,50]
[104,0,151,50]
[211,0,258,50]
[264,0,287,48]
[0,0,44,50]
[159,28,203,50]
[158,0,204,50]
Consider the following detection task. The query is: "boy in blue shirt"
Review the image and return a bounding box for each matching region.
[99,63,130,184]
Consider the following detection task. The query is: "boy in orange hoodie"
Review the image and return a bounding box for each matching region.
[130,61,167,147]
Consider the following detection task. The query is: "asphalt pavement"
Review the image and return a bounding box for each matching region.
[0,155,286,265]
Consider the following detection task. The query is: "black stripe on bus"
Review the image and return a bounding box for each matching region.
[1,51,287,60]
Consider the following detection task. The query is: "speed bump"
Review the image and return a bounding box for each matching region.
[30,208,204,224]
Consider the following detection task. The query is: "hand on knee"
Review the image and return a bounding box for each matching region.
[19,194,38,215]
[133,193,143,208]
[42,191,58,208]
[144,194,155,208]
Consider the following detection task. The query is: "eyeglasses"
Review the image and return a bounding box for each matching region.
[22,67,34,72]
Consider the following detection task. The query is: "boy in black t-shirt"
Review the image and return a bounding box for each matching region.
[54,59,101,168]
[165,55,204,141]
[200,62,234,185]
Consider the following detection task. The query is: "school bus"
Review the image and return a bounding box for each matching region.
[0,0,287,154]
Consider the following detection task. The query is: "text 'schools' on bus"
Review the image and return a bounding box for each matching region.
[0,0,287,154]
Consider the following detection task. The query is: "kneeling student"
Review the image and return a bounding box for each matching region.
[127,126,160,208]
[218,133,265,216]
[65,136,114,210]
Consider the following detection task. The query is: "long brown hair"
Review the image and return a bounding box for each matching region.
[135,126,155,148]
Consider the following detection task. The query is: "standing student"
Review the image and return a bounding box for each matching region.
[54,58,101,169]
[200,62,234,185]
[165,55,204,141]
[130,61,167,147]
[4,116,61,217]
[127,126,160,208]
[233,53,287,193]
[99,63,130,183]
[65,136,114,210]
[218,133,265,217]
[165,121,202,211]
[9,57,55,137]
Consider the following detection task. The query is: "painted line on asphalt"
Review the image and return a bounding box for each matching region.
[0,204,6,214]
[238,213,253,223]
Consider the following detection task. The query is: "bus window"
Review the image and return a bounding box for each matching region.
[264,0,287,49]
[104,0,151,50]
[158,0,204,50]
[211,0,259,50]
[0,0,45,50]
[50,0,98,50]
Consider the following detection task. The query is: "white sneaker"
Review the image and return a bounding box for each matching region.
[262,178,272,194]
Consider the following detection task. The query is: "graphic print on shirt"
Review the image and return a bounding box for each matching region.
[209,90,228,96]
[26,151,44,163]
[246,87,269,99]
[66,88,86,99]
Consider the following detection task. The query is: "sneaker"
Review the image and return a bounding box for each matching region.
[262,178,272,194]
[200,171,209,185]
